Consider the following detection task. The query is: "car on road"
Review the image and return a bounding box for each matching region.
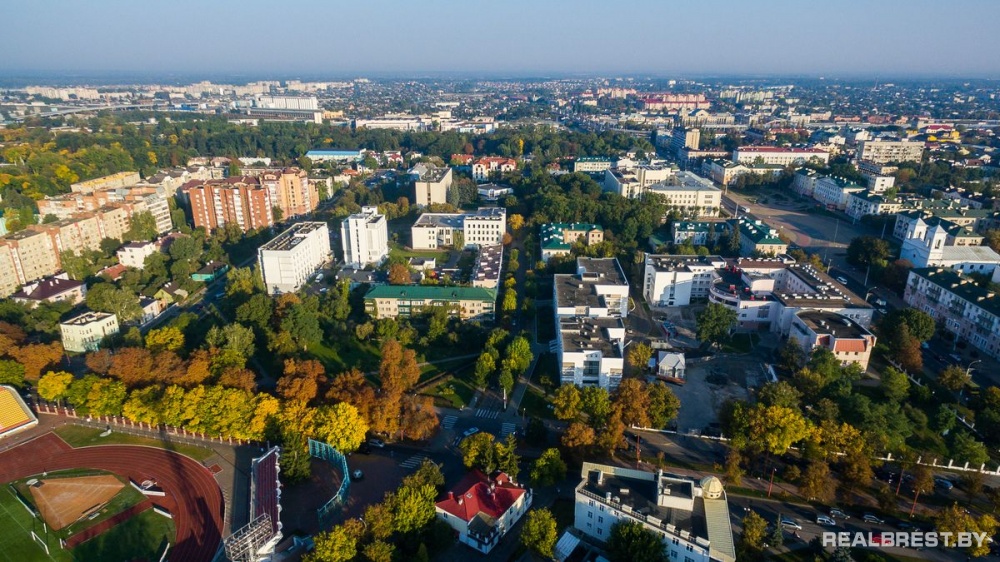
[934,477,954,491]
[780,518,802,530]
[829,508,850,520]
[352,469,364,480]
[948,353,962,363]
[874,298,887,307]
[816,515,836,526]
[367,438,385,448]
[896,521,915,531]
[835,276,849,285]
[863,513,885,524]
[463,427,480,437]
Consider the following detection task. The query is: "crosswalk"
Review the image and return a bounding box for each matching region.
[441,415,457,430]
[400,454,426,470]
[475,408,501,419]
[500,423,517,439]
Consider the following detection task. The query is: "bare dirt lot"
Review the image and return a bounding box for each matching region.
[668,354,757,433]
[30,474,124,530]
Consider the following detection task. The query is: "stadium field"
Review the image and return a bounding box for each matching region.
[0,484,70,562]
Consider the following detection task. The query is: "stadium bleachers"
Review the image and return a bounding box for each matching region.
[250,448,281,537]
[0,385,37,437]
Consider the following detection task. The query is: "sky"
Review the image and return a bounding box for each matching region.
[4,0,1000,78]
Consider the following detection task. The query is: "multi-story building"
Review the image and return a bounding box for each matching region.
[904,268,1000,360]
[646,173,722,218]
[792,168,821,197]
[640,93,711,111]
[812,176,865,211]
[0,229,60,296]
[846,192,904,221]
[70,171,141,193]
[472,157,516,182]
[60,311,120,353]
[703,159,783,186]
[554,258,629,390]
[732,146,830,166]
[181,177,274,232]
[257,168,318,220]
[117,240,159,269]
[643,254,726,307]
[670,221,729,247]
[435,471,531,554]
[471,244,504,289]
[303,149,364,163]
[789,311,877,370]
[573,157,615,173]
[736,219,788,256]
[892,205,997,241]
[255,95,318,110]
[539,223,604,263]
[476,183,513,202]
[341,206,388,269]
[602,166,677,198]
[857,140,924,165]
[364,285,497,322]
[574,463,736,562]
[671,128,701,157]
[411,207,506,250]
[258,222,331,295]
[413,166,453,206]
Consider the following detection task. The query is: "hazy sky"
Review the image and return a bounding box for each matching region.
[4,0,1000,77]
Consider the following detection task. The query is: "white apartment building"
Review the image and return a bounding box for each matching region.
[732,146,830,166]
[646,173,722,218]
[472,157,516,182]
[789,311,877,370]
[60,311,120,353]
[411,207,506,250]
[813,176,865,211]
[857,140,924,165]
[554,258,630,390]
[117,240,159,269]
[574,463,736,562]
[341,206,388,268]
[258,222,332,295]
[601,166,678,199]
[573,157,615,173]
[904,268,1000,360]
[845,192,903,221]
[644,254,726,307]
[413,166,453,206]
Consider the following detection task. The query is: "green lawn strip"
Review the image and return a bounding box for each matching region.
[71,509,173,562]
[520,386,555,420]
[53,425,214,462]
[58,483,147,540]
[424,377,476,409]
[388,242,450,262]
[0,485,72,562]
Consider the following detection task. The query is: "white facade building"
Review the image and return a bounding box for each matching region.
[258,222,331,295]
[646,173,722,218]
[812,176,865,211]
[117,240,159,269]
[341,206,388,268]
[574,463,736,562]
[411,207,506,250]
[857,140,924,165]
[60,311,120,353]
[732,146,830,166]
[643,254,726,307]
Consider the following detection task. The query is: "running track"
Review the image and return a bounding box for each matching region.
[0,432,223,562]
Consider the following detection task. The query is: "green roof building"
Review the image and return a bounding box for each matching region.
[364,285,497,323]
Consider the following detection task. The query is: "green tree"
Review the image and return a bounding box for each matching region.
[0,359,26,387]
[748,404,812,455]
[846,235,890,267]
[696,303,737,346]
[952,431,989,466]
[626,342,653,369]
[880,367,911,402]
[390,483,437,533]
[473,350,496,389]
[460,432,497,472]
[314,402,368,452]
[37,371,74,402]
[145,326,185,353]
[504,336,533,375]
[281,303,323,351]
[606,521,667,562]
[226,266,262,297]
[307,525,357,562]
[521,509,558,558]
[530,448,567,486]
[757,381,801,409]
[647,382,681,429]
[124,210,158,242]
[939,364,971,392]
[737,511,768,559]
[935,504,998,557]
[881,308,936,343]
[800,460,835,502]
[580,386,612,427]
[86,283,142,321]
[502,289,518,313]
[552,384,582,421]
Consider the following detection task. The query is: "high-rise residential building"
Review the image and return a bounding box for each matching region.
[341,206,388,268]
[857,140,925,165]
[181,177,274,232]
[670,127,701,156]
[0,230,60,295]
[70,171,141,193]
[257,168,318,219]
[258,222,331,295]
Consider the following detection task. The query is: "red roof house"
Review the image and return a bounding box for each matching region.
[435,470,532,553]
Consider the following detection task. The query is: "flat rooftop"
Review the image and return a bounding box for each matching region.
[559,317,623,355]
[580,468,702,541]
[259,222,326,252]
[62,311,115,326]
[646,255,726,273]
[418,167,451,183]
[577,257,627,285]
[797,311,871,339]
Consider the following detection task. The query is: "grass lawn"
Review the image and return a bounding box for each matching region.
[388,242,451,262]
[53,425,214,462]
[520,386,555,420]
[424,378,476,409]
[309,338,381,374]
[0,485,71,562]
[72,509,173,562]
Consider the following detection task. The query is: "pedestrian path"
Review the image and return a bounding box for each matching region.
[400,454,426,470]
[500,423,517,439]
[441,415,457,430]
[475,408,501,419]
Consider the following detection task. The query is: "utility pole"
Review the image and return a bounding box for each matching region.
[767,467,777,498]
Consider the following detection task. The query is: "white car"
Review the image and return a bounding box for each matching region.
[816,515,836,526]
[780,518,802,530]
[836,276,849,285]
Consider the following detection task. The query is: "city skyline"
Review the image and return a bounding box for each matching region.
[5,0,1000,78]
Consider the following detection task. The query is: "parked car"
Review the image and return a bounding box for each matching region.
[367,438,385,448]
[780,518,802,530]
[836,276,849,285]
[863,513,885,524]
[463,427,480,438]
[934,477,954,491]
[896,521,915,531]
[829,508,850,520]
[874,298,887,307]
[816,515,836,526]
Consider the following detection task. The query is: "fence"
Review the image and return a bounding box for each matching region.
[308,439,351,527]
[34,402,259,448]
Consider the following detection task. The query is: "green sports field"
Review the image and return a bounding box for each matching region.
[0,482,174,562]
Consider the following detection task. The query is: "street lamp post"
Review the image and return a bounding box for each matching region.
[767,467,777,498]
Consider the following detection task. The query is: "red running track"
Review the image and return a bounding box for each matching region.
[0,433,223,562]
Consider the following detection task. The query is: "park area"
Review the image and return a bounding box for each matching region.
[0,468,173,562]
